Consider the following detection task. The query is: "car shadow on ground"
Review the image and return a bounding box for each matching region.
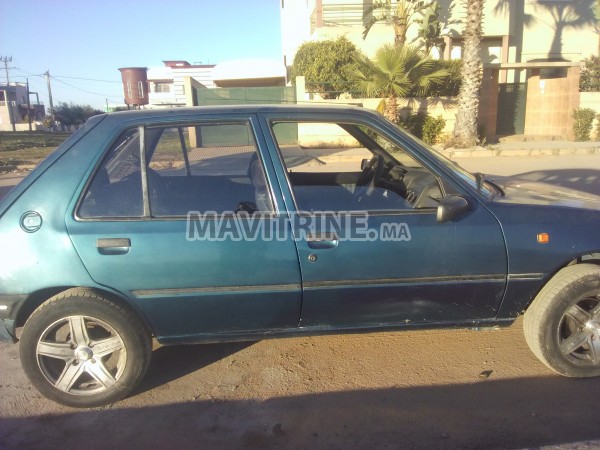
[135,341,255,395]
[508,169,600,196]
[3,375,600,449]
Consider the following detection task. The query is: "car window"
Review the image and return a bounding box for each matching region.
[146,122,273,216]
[271,121,443,212]
[78,128,143,218]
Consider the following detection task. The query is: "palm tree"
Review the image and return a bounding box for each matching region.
[593,0,600,55]
[363,0,435,47]
[415,2,443,53]
[347,45,448,122]
[452,0,484,147]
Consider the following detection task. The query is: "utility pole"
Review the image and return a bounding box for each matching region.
[1,55,16,132]
[26,78,32,131]
[45,70,55,130]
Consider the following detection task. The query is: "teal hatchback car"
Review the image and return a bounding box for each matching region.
[1,105,600,407]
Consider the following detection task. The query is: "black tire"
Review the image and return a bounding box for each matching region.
[524,264,600,377]
[19,289,152,407]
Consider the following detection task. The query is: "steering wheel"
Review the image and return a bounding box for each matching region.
[355,155,385,196]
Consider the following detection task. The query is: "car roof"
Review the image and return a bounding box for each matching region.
[101,103,376,122]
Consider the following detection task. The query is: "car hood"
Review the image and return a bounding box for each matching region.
[490,176,600,210]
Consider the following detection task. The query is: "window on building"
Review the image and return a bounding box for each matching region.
[154,82,171,93]
[138,81,145,99]
[126,81,133,99]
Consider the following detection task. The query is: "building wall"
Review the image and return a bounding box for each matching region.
[146,64,215,107]
[281,0,597,65]
[524,65,581,139]
[0,84,45,130]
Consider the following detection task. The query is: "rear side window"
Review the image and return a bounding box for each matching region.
[146,122,272,216]
[78,121,273,219]
[78,128,142,218]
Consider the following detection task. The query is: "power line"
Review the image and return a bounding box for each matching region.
[53,75,121,83]
[14,67,121,100]
[13,67,45,77]
[51,76,121,100]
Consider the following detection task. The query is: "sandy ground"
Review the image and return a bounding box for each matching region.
[3,319,600,449]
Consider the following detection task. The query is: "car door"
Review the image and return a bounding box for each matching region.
[259,113,508,328]
[66,115,302,341]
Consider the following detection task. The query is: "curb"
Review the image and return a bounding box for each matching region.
[443,147,600,158]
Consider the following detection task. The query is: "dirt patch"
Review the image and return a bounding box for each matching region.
[2,318,600,449]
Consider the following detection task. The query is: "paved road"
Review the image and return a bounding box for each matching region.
[1,153,600,449]
[0,174,24,200]
[455,154,600,195]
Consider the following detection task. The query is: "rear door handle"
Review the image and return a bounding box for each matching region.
[96,238,131,255]
[307,233,339,249]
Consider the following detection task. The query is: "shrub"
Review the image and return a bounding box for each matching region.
[397,110,446,144]
[580,56,600,92]
[423,59,462,97]
[291,37,358,99]
[422,115,446,144]
[398,110,426,137]
[572,108,597,141]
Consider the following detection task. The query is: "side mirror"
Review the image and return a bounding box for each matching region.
[437,195,470,223]
[360,158,370,171]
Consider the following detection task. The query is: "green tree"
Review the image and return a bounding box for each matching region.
[415,1,443,53]
[580,56,600,92]
[452,0,484,147]
[54,102,103,130]
[290,37,358,99]
[427,59,462,96]
[363,0,434,47]
[347,44,448,121]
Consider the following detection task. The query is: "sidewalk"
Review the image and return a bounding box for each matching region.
[438,140,600,159]
[318,140,600,164]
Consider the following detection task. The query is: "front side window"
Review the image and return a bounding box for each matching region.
[271,121,443,212]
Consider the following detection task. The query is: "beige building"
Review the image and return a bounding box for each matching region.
[128,60,287,108]
[0,83,45,131]
[281,0,597,67]
[281,0,599,140]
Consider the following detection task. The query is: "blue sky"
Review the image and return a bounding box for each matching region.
[1,0,282,110]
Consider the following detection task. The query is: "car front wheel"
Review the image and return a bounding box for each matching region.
[524,264,600,377]
[19,289,152,407]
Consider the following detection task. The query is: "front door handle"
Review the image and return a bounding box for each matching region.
[96,238,131,255]
[307,233,339,249]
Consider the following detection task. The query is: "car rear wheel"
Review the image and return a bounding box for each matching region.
[524,264,600,377]
[19,289,152,407]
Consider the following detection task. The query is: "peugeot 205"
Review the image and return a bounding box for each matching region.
[0,105,599,407]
